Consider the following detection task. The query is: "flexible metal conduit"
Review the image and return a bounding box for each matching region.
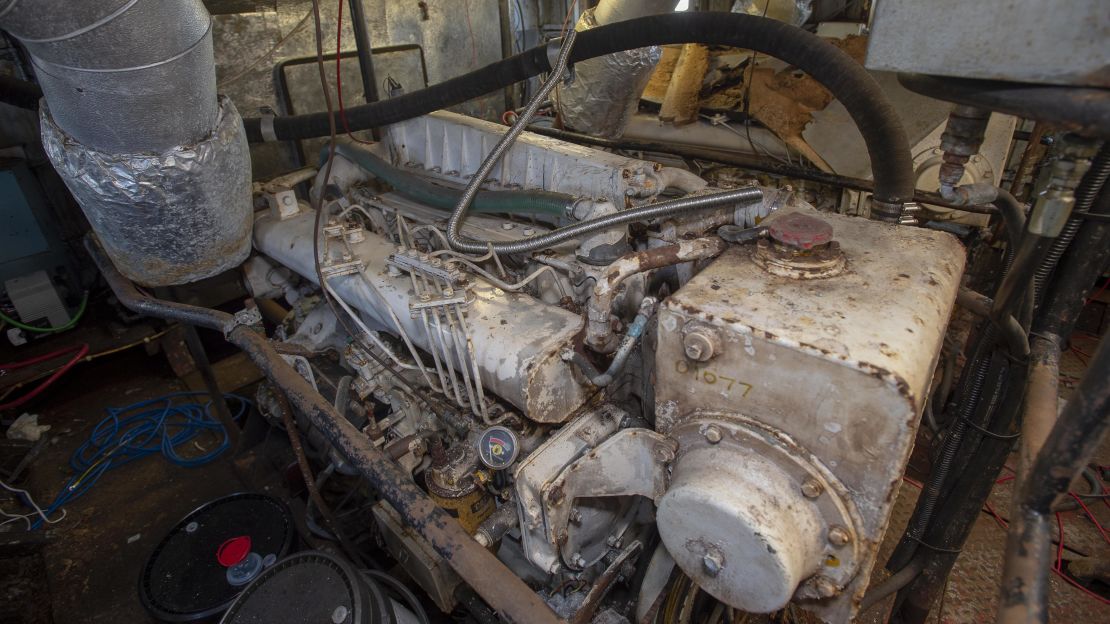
[86,235,564,624]
[1033,143,1110,299]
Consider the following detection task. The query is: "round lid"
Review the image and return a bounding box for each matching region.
[767,212,833,250]
[219,552,383,624]
[139,493,295,622]
[656,445,825,613]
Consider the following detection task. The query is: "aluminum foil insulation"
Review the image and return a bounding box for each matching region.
[41,97,252,287]
[555,8,662,139]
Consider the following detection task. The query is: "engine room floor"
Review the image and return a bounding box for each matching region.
[1,331,1107,623]
[5,348,263,623]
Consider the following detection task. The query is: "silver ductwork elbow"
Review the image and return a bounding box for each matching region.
[555,0,677,138]
[0,0,252,286]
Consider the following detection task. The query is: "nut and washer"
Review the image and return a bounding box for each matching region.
[703,425,722,444]
[801,479,824,499]
[828,526,852,547]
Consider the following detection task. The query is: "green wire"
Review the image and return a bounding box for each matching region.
[0,291,89,334]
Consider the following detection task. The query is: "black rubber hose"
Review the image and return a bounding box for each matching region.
[244,12,914,215]
[887,189,1027,571]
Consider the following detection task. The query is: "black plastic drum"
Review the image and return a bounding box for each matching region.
[219,551,401,624]
[139,493,296,622]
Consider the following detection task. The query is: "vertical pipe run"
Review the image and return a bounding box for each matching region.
[998,335,1110,624]
[182,325,241,456]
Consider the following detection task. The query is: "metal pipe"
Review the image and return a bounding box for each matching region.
[588,238,726,353]
[998,335,1110,624]
[568,296,658,385]
[1018,334,1062,478]
[444,29,762,255]
[182,325,240,456]
[525,124,997,215]
[86,235,564,624]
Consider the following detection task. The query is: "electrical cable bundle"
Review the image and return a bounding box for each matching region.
[21,391,251,529]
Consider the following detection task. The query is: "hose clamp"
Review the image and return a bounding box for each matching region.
[224,306,263,338]
[259,107,279,143]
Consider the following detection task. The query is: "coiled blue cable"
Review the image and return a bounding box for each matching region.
[30,391,251,529]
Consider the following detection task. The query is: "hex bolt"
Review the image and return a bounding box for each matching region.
[702,551,724,578]
[801,479,824,499]
[501,222,515,230]
[682,326,720,362]
[572,553,587,569]
[523,227,535,236]
[569,508,583,525]
[828,526,852,547]
[704,425,722,444]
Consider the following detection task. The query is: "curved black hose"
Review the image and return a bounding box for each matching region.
[333,143,574,216]
[245,12,913,215]
[888,323,999,572]
[888,189,1028,571]
[1033,143,1110,300]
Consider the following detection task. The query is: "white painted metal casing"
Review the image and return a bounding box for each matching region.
[654,207,964,621]
[385,111,669,204]
[253,209,590,423]
[865,0,1109,88]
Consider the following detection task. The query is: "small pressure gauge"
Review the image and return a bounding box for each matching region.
[477,426,519,470]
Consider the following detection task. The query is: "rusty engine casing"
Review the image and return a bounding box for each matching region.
[653,208,964,621]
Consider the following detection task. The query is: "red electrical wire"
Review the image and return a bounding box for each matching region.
[1069,493,1110,545]
[902,471,1110,605]
[1054,513,1110,606]
[0,343,89,411]
[334,0,374,145]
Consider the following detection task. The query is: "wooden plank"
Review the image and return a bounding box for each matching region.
[182,351,263,394]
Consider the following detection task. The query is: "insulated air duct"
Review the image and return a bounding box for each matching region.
[0,0,252,286]
[555,0,677,138]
